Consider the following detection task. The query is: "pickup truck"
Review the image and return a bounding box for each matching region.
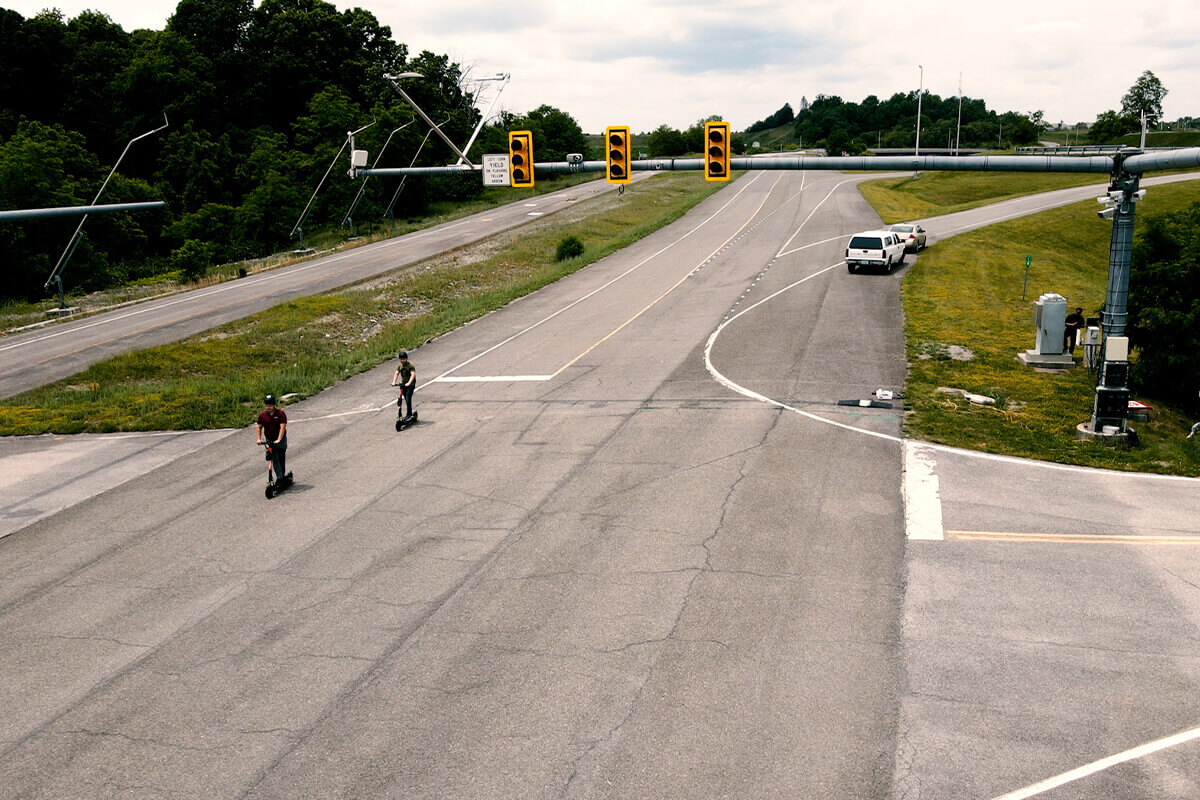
[845,230,907,273]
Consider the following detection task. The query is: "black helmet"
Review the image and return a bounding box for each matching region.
[264,394,276,405]
[397,350,408,359]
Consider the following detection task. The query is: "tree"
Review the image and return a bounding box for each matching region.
[524,104,588,162]
[646,124,687,158]
[1121,70,1167,123]
[1128,201,1200,415]
[1089,109,1136,144]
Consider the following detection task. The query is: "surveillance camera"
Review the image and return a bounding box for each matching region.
[1097,208,1116,220]
[566,153,583,164]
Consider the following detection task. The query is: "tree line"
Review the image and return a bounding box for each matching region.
[0,0,593,303]
[787,93,1043,155]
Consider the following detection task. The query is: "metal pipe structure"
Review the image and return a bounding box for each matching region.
[341,119,416,232]
[382,115,452,220]
[290,118,377,247]
[456,73,510,167]
[385,73,474,167]
[0,201,164,222]
[44,114,169,298]
[357,153,1122,178]
[355,145,1200,439]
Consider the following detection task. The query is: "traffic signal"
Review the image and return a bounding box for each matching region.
[508,130,534,188]
[605,125,631,184]
[704,121,730,182]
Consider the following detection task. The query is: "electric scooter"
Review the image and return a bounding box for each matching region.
[261,441,294,498]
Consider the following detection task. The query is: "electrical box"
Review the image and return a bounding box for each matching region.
[1106,336,1129,362]
[351,150,369,168]
[1032,293,1067,355]
[1092,385,1130,431]
[1101,361,1129,388]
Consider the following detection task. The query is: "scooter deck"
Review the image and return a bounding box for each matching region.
[396,410,419,431]
[265,472,294,499]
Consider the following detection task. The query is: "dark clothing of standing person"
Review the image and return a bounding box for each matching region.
[256,396,288,481]
[1064,307,1085,355]
[392,351,416,418]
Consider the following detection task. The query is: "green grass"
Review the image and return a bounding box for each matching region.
[900,181,1200,475]
[859,171,1108,224]
[0,173,726,435]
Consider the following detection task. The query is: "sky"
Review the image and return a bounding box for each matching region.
[4,0,1199,134]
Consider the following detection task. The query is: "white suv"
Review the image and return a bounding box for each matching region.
[845,230,906,273]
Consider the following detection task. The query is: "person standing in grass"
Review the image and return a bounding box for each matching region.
[1064,307,1085,355]
[391,351,416,418]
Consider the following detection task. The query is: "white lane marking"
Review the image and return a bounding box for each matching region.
[433,375,552,382]
[904,441,944,540]
[705,224,1200,485]
[429,173,769,384]
[527,212,544,216]
[989,725,1200,800]
[776,176,864,257]
[547,172,787,377]
[704,260,900,444]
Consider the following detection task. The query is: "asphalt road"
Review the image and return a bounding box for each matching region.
[0,174,648,399]
[1,170,1199,799]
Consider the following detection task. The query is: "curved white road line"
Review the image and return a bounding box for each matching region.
[988,724,1200,800]
[702,185,1200,484]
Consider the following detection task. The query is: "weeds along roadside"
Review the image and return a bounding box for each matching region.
[884,178,1200,476]
[0,172,727,435]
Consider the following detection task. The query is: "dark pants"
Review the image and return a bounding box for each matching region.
[266,440,287,481]
[399,385,415,417]
[1064,329,1079,354]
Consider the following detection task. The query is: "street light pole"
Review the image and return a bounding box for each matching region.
[914,65,923,177]
[955,72,963,156]
[455,73,510,166]
[290,118,377,249]
[43,113,169,306]
[385,72,474,167]
[342,118,415,234]
[383,116,451,221]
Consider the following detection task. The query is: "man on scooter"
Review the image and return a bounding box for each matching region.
[256,394,289,486]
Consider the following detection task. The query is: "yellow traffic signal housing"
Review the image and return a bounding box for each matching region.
[704,121,730,182]
[605,125,631,184]
[508,130,535,188]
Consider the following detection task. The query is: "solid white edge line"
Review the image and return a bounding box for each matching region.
[903,441,944,540]
[989,725,1200,800]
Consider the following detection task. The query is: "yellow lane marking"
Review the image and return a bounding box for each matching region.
[946,530,1200,545]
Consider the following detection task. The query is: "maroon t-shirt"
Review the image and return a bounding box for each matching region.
[257,408,287,442]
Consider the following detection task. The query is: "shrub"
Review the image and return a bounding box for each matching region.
[555,235,584,261]
[171,239,216,282]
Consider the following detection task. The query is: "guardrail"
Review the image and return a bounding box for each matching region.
[1016,145,1184,156]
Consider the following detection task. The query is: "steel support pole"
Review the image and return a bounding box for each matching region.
[1089,159,1141,435]
[43,114,168,303]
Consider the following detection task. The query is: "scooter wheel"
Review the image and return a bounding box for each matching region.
[265,485,275,499]
[395,419,403,431]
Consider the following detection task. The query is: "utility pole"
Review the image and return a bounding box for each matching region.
[914,64,923,177]
[1087,151,1144,440]
[955,72,963,156]
[290,119,376,250]
[43,114,168,308]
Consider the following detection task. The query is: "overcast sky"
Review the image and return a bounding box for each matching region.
[4,0,1198,134]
